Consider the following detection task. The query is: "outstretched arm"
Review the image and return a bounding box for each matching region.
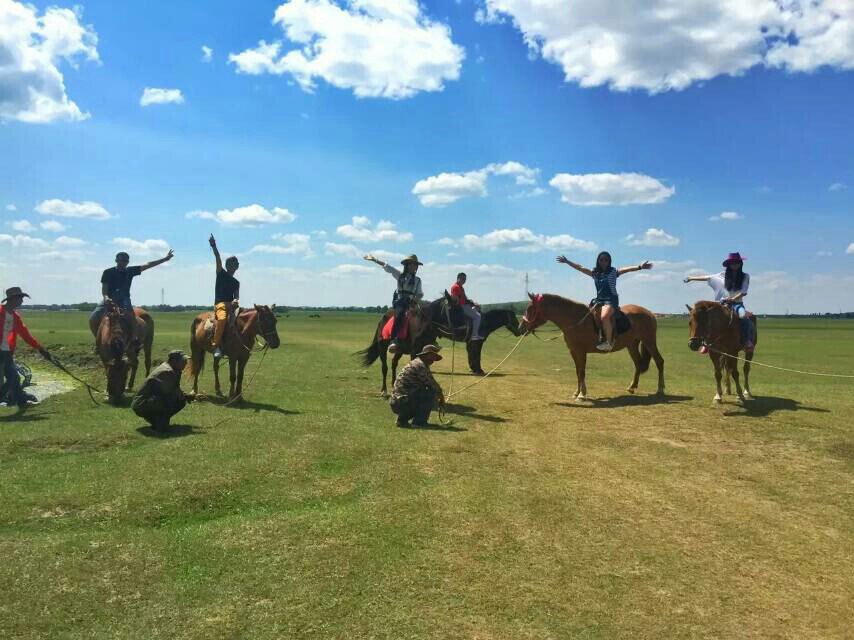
[683,275,712,283]
[139,249,174,272]
[556,255,593,277]
[210,235,223,272]
[364,254,401,279]
[617,261,653,276]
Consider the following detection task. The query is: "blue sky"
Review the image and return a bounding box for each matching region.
[1,0,853,312]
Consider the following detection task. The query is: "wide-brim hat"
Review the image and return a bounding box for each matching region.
[401,254,424,266]
[416,344,442,360]
[168,349,188,362]
[2,287,30,303]
[722,252,746,267]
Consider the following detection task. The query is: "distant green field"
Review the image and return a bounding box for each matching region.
[1,310,852,639]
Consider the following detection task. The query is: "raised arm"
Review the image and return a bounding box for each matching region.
[617,261,653,276]
[364,254,400,279]
[139,249,174,272]
[210,234,223,272]
[683,275,712,283]
[556,255,593,277]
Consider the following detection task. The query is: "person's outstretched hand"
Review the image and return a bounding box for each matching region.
[556,255,569,264]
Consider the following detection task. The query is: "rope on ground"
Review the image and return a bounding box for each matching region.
[43,354,104,406]
[445,332,528,400]
[707,347,854,379]
[204,344,272,429]
[437,337,457,425]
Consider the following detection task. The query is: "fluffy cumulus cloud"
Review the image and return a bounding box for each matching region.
[478,0,854,93]
[709,210,743,222]
[829,182,848,192]
[458,227,597,253]
[413,161,540,207]
[6,204,17,212]
[249,233,313,257]
[336,217,413,243]
[0,233,50,249]
[11,219,35,232]
[40,219,66,232]
[35,199,111,219]
[229,0,464,99]
[549,172,674,206]
[112,237,170,256]
[201,45,213,62]
[624,228,681,247]
[187,204,297,227]
[140,87,185,106]
[0,0,99,123]
[847,243,854,255]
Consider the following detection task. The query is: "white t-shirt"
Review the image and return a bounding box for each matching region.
[708,271,750,302]
[1,312,13,351]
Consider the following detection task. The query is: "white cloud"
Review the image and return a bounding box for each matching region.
[413,161,541,207]
[709,210,743,222]
[478,0,854,94]
[40,220,66,232]
[201,45,213,63]
[324,242,403,263]
[847,243,854,255]
[829,182,848,192]
[140,87,185,107]
[112,237,169,256]
[435,237,457,246]
[187,204,297,227]
[6,204,17,212]
[0,1,99,123]
[0,233,50,249]
[459,227,596,253]
[54,235,86,247]
[817,250,833,257]
[510,187,547,199]
[550,172,674,206]
[229,0,464,99]
[249,233,313,257]
[35,199,111,219]
[624,228,681,247]
[11,220,35,232]
[336,217,413,243]
[326,264,375,276]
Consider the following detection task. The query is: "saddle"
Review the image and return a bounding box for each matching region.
[589,301,632,341]
[203,309,240,342]
[382,313,410,340]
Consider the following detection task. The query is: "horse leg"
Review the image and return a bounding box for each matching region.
[743,353,753,399]
[626,340,642,394]
[235,358,246,401]
[391,352,403,387]
[649,343,665,395]
[729,358,746,403]
[712,355,724,404]
[380,342,389,398]
[127,354,138,391]
[725,369,732,395]
[213,356,223,397]
[228,358,237,399]
[570,349,588,401]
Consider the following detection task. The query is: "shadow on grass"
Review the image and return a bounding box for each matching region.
[196,396,299,416]
[402,421,467,432]
[552,393,693,409]
[434,371,516,378]
[442,402,507,423]
[0,409,53,423]
[136,424,205,439]
[723,395,830,418]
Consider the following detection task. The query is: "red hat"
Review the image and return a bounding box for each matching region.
[722,252,746,267]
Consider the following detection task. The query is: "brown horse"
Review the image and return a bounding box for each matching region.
[519,293,665,400]
[89,301,154,401]
[687,301,758,404]
[187,305,280,400]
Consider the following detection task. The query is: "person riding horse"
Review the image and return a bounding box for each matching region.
[449,272,484,341]
[364,253,424,355]
[209,234,240,360]
[90,249,173,345]
[556,252,653,351]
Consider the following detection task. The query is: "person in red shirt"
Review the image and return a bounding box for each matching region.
[449,272,484,340]
[0,287,51,408]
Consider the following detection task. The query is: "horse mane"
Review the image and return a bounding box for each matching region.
[539,293,589,310]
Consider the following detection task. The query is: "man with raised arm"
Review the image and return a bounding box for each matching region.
[91,249,174,344]
[209,234,240,360]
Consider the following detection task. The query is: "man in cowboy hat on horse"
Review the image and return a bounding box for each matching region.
[0,287,51,408]
[389,344,444,427]
[364,253,424,354]
[131,349,193,431]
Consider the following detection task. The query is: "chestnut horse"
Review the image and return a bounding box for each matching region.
[187,305,280,400]
[520,293,665,400]
[89,301,154,401]
[687,301,758,404]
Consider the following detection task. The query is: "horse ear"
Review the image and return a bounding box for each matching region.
[528,292,536,301]
[685,304,693,313]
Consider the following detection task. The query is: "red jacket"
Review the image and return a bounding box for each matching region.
[0,305,42,353]
[449,282,469,305]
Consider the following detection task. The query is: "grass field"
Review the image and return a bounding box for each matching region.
[1,310,852,639]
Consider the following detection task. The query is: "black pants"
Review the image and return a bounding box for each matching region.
[391,387,436,424]
[131,393,187,429]
[391,295,412,340]
[0,352,23,406]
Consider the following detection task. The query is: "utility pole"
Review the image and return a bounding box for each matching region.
[524,272,529,296]
[161,288,165,306]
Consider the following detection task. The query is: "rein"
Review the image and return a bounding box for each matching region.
[42,354,105,406]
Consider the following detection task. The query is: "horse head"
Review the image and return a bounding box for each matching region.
[687,301,724,351]
[254,304,281,349]
[504,309,522,336]
[520,292,546,333]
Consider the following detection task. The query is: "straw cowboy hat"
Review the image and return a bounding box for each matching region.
[722,252,746,267]
[415,344,443,361]
[401,254,424,266]
[2,286,31,303]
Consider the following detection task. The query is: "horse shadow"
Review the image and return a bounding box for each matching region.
[553,393,693,409]
[0,409,53,423]
[230,399,299,416]
[442,402,507,423]
[403,421,467,432]
[136,424,204,439]
[723,395,830,418]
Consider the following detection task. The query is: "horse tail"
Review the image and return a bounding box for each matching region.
[357,337,382,367]
[185,317,205,379]
[638,341,652,373]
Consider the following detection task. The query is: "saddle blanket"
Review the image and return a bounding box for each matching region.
[381,314,409,341]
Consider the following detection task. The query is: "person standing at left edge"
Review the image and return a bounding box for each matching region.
[0,287,51,408]
[131,350,193,431]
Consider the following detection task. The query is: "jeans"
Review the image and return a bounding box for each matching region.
[731,303,754,345]
[0,351,23,406]
[90,298,133,327]
[391,387,436,425]
[391,294,412,340]
[462,304,483,339]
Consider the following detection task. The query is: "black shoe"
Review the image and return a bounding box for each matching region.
[412,420,428,428]
[395,418,410,428]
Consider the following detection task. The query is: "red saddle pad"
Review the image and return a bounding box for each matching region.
[381,314,409,341]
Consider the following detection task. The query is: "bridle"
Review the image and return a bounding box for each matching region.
[522,294,545,330]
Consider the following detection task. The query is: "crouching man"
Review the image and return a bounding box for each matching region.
[131,350,191,431]
[389,344,444,428]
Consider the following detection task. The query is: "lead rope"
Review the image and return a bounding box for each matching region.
[437,337,456,425]
[43,354,104,406]
[705,346,854,379]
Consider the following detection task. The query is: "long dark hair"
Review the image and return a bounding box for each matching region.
[724,262,745,291]
[593,251,613,274]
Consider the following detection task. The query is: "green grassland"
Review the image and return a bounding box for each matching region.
[1,310,852,639]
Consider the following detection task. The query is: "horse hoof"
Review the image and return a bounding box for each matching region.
[575,395,587,403]
[744,392,754,400]
[713,396,722,404]
[379,391,389,399]
[626,387,636,394]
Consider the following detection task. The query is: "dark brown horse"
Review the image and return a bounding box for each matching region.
[89,301,154,401]
[519,293,665,400]
[187,305,280,400]
[432,308,521,374]
[687,301,758,404]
